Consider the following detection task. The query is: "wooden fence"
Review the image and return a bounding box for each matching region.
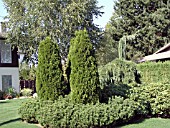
[20,80,36,93]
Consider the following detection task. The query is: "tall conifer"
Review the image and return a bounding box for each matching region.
[69,29,99,104]
[36,37,64,100]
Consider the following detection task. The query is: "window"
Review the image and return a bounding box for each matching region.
[0,40,12,63]
[2,75,12,91]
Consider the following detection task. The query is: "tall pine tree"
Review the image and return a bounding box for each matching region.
[69,29,99,104]
[105,0,170,61]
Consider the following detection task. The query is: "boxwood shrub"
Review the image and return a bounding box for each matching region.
[20,96,139,128]
[18,99,54,123]
[128,83,170,117]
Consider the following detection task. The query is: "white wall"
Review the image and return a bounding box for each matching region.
[0,67,19,93]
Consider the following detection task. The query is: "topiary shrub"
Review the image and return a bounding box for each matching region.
[68,29,99,104]
[36,37,65,100]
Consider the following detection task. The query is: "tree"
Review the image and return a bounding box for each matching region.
[3,0,103,61]
[106,0,170,61]
[69,29,99,104]
[96,23,118,65]
[36,37,64,100]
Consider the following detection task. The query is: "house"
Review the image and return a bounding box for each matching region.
[0,22,19,93]
[139,43,170,62]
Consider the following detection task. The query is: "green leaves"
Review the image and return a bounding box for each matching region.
[105,0,170,61]
[69,29,99,104]
[3,0,103,60]
[36,37,65,101]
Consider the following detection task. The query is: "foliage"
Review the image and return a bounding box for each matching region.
[128,83,170,117]
[3,0,103,61]
[20,88,32,97]
[18,99,54,123]
[98,59,138,86]
[68,29,99,104]
[36,37,65,101]
[19,62,36,80]
[19,96,140,128]
[4,87,18,99]
[137,61,170,84]
[104,0,170,61]
[96,23,118,65]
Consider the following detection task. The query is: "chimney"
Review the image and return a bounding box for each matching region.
[0,22,7,33]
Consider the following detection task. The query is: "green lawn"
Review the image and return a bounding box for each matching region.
[0,98,39,128]
[120,118,170,128]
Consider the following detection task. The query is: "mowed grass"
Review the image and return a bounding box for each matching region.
[120,118,170,128]
[0,98,39,128]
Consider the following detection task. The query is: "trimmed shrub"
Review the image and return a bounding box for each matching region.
[128,83,170,117]
[18,99,53,123]
[36,37,65,100]
[35,96,139,128]
[137,61,170,84]
[68,29,99,104]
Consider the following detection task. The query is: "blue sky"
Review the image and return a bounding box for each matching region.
[0,0,114,28]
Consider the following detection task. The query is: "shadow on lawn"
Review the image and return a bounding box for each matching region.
[114,116,146,128]
[0,101,10,104]
[0,118,21,126]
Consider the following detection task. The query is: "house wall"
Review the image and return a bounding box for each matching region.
[0,67,19,93]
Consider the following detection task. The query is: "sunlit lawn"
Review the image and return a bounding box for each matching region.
[120,118,170,128]
[0,98,39,128]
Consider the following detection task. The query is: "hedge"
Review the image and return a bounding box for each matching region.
[137,61,170,84]
[19,96,140,128]
[128,83,170,117]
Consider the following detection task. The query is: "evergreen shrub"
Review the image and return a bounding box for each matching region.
[36,37,65,100]
[128,83,170,117]
[18,99,53,123]
[98,58,138,86]
[68,29,99,104]
[98,59,139,102]
[36,96,139,128]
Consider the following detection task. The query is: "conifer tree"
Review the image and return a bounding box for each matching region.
[69,29,99,104]
[36,37,64,100]
[104,0,170,61]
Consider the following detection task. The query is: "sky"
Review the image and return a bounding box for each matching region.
[0,0,114,28]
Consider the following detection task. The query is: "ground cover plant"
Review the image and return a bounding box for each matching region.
[0,98,38,128]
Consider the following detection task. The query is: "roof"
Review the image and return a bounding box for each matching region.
[140,43,170,62]
[140,50,170,62]
[154,43,170,54]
